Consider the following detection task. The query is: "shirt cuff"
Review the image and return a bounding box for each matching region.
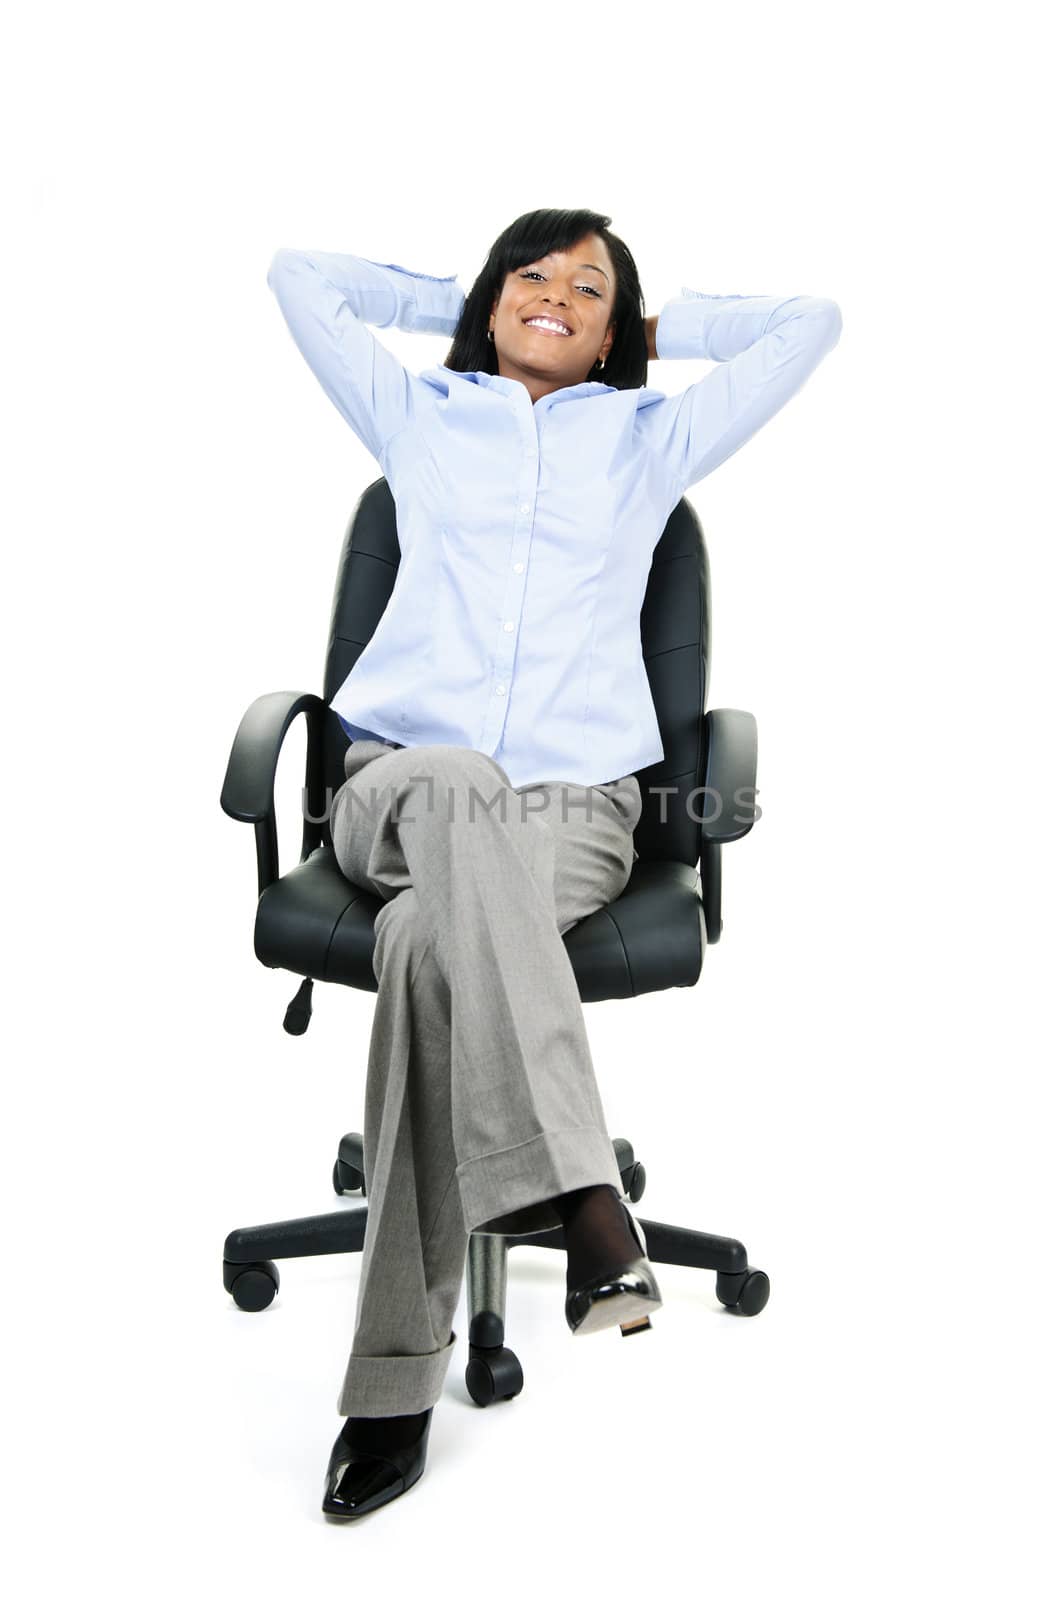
[359,258,466,337]
[655,289,795,362]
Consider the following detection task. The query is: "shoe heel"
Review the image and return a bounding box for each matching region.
[563,1200,663,1337]
[619,1315,653,1336]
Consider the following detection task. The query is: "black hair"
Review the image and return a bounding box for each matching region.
[443,208,648,391]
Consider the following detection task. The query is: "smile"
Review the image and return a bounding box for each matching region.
[523,317,573,337]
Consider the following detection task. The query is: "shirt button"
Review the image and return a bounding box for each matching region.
[519,502,530,514]
[495,683,506,696]
[503,621,514,632]
[513,562,524,573]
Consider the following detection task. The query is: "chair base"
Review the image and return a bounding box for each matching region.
[222,1134,770,1396]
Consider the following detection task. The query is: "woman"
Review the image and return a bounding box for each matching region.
[266,208,842,1519]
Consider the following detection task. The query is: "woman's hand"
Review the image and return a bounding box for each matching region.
[644,314,658,362]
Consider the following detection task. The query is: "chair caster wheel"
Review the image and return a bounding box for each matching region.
[623,1160,646,1202]
[465,1344,524,1407]
[226,1261,280,1311]
[716,1267,770,1316]
[333,1158,365,1196]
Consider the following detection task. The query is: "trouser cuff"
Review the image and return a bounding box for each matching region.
[338,1330,457,1417]
[457,1124,623,1236]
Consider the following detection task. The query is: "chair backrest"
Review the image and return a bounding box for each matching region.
[320,477,712,870]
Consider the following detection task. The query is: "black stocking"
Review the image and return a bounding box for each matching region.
[338,1408,431,1455]
[551,1183,640,1288]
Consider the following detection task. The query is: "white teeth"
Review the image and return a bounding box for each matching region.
[525,318,571,335]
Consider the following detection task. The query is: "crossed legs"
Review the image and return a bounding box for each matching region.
[330,742,639,1417]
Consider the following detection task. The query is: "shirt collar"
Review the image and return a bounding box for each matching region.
[421,366,618,407]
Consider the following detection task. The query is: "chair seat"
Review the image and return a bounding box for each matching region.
[254,847,705,1001]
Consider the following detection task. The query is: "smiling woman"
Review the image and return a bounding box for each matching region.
[262,206,841,1520]
[486,238,619,402]
[266,213,841,790]
[445,206,651,395]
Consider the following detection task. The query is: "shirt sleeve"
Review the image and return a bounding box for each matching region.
[637,289,843,493]
[266,250,466,461]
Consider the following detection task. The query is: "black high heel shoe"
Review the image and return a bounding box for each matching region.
[564,1199,663,1337]
[321,1408,433,1519]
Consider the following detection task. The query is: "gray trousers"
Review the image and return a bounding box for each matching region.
[328,740,643,1418]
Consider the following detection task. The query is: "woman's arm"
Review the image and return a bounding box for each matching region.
[267,250,465,461]
[637,288,842,491]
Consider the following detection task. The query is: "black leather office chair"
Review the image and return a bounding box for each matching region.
[220,477,770,1407]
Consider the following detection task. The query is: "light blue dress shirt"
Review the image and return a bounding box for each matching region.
[267,250,842,788]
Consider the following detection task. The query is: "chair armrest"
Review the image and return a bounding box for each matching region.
[701,708,759,845]
[220,689,328,895]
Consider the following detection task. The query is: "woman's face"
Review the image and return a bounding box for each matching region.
[489,232,616,398]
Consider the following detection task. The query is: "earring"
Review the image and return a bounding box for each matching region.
[487,328,494,342]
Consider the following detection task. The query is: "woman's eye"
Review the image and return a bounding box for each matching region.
[519,269,600,297]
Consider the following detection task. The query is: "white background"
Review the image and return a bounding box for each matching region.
[5,1,1052,1592]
